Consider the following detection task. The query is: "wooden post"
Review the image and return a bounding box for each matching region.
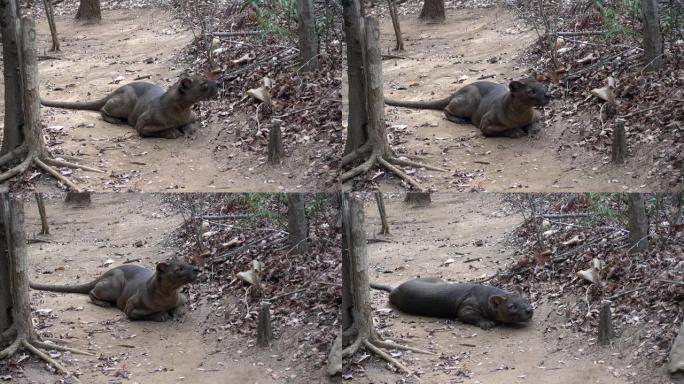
[598,301,614,345]
[612,118,626,164]
[268,119,283,165]
[256,301,273,347]
[34,193,49,235]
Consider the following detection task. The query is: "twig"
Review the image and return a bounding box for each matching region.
[606,286,647,300]
[537,213,593,219]
[212,31,263,37]
[382,54,406,60]
[553,31,607,36]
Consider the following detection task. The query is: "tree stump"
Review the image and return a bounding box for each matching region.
[598,301,614,346]
[256,301,273,347]
[612,119,626,164]
[268,120,283,164]
[404,192,431,207]
[64,191,91,207]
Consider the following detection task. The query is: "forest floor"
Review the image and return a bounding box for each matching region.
[0,193,336,383]
[343,2,681,192]
[0,2,341,192]
[344,193,679,384]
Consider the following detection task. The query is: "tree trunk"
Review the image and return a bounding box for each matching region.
[0,194,91,372]
[404,192,431,207]
[42,0,60,51]
[75,0,101,23]
[374,192,390,235]
[297,0,319,72]
[339,15,443,189]
[640,0,662,71]
[0,17,98,189]
[627,193,649,253]
[0,192,11,335]
[287,193,308,255]
[256,301,273,347]
[35,193,49,235]
[0,0,24,156]
[419,0,445,23]
[340,193,430,374]
[387,0,404,51]
[342,0,368,156]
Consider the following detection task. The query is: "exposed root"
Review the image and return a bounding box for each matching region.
[340,142,372,167]
[33,157,81,191]
[378,157,425,191]
[387,156,447,172]
[340,153,378,182]
[342,333,365,357]
[371,338,435,355]
[0,154,33,183]
[44,158,105,173]
[33,340,93,356]
[0,337,21,359]
[22,339,70,375]
[363,339,411,374]
[0,144,27,168]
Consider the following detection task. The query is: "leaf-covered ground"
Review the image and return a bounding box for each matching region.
[162,193,341,373]
[492,193,683,381]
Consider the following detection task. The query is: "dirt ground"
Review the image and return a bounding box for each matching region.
[12,193,332,383]
[353,193,672,383]
[0,7,333,192]
[352,7,669,192]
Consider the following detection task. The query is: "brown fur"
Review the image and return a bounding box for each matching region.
[385,78,551,138]
[30,261,200,322]
[371,278,533,329]
[41,76,218,139]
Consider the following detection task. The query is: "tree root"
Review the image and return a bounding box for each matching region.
[0,151,104,191]
[0,332,92,378]
[340,151,446,191]
[343,329,433,375]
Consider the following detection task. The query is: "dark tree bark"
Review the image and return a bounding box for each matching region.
[419,0,445,23]
[0,0,24,156]
[287,193,308,255]
[339,16,444,190]
[374,192,390,235]
[75,0,102,23]
[597,301,614,346]
[0,191,11,335]
[612,119,626,164]
[627,193,649,253]
[268,121,283,165]
[0,194,92,374]
[297,0,319,72]
[341,193,431,374]
[0,17,102,189]
[342,0,368,156]
[640,0,662,71]
[42,0,60,51]
[404,192,431,207]
[35,193,49,235]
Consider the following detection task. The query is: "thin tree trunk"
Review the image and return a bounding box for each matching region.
[75,0,101,23]
[374,192,390,235]
[341,193,353,331]
[42,0,60,51]
[640,0,662,71]
[0,0,25,156]
[34,193,49,235]
[297,0,319,72]
[287,193,308,255]
[419,0,445,23]
[627,193,649,253]
[256,301,273,347]
[387,0,404,51]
